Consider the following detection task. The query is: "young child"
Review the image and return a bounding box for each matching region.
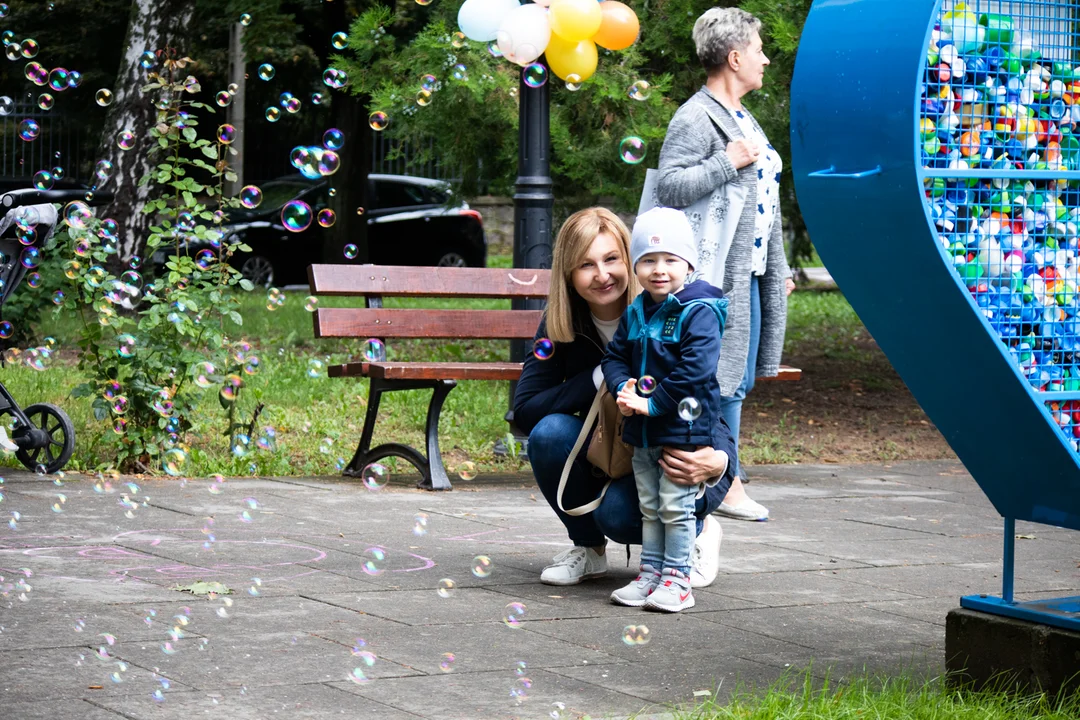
[601,207,730,612]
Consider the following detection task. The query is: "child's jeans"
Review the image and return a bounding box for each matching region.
[633,446,699,576]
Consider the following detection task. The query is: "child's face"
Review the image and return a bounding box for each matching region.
[635,252,690,299]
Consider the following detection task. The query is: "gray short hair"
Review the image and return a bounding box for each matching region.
[692,8,762,73]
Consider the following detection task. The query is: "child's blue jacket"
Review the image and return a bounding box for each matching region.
[602,279,729,449]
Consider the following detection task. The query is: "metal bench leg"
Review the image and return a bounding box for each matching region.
[418,380,456,491]
[345,378,428,479]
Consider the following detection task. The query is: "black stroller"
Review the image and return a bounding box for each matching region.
[0,187,93,473]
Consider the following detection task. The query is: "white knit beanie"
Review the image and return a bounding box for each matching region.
[630,207,698,270]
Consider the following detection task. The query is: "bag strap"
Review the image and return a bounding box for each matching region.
[556,387,613,516]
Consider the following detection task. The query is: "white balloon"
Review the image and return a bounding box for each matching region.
[496,4,551,66]
[458,0,521,42]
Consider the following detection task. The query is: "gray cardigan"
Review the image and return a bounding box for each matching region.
[656,87,790,397]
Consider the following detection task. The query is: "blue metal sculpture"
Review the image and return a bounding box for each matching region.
[792,0,1080,630]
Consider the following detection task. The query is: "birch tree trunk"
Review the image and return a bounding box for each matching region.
[98,0,195,267]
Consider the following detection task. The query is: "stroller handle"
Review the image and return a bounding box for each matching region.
[0,189,115,209]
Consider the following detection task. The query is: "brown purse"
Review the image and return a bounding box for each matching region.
[557,386,635,516]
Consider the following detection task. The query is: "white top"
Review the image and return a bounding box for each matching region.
[731,109,782,276]
[591,314,620,346]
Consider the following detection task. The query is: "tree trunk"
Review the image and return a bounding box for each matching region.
[98,0,195,267]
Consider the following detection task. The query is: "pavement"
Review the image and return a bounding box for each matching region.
[0,459,1077,719]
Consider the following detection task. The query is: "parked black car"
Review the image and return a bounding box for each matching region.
[153,174,486,286]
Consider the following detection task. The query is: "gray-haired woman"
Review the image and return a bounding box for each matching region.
[656,7,795,521]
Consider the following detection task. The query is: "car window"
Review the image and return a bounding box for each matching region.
[260,183,309,210]
[375,181,430,209]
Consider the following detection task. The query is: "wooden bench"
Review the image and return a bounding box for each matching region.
[307,263,801,491]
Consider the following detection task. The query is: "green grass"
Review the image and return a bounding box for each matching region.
[783,290,869,362]
[0,266,869,478]
[680,671,1080,720]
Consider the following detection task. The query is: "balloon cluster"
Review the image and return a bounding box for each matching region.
[922,3,1080,441]
[457,0,639,82]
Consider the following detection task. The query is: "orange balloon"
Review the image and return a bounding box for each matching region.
[592,1,639,51]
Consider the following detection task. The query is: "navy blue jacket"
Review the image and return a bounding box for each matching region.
[602,279,729,449]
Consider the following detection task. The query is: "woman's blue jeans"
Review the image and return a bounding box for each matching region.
[528,413,713,548]
[717,274,761,480]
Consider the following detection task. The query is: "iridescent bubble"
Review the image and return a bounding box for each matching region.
[331,32,348,49]
[240,12,252,25]
[248,578,262,595]
[193,361,215,388]
[64,200,91,229]
[361,547,386,575]
[619,136,647,164]
[364,338,386,362]
[194,248,215,270]
[622,624,650,645]
[303,296,319,312]
[0,5,8,18]
[368,111,389,131]
[317,208,336,228]
[94,159,115,187]
[437,578,456,598]
[51,289,65,305]
[215,90,232,107]
[281,200,312,232]
[628,80,651,101]
[355,207,365,216]
[46,67,68,90]
[265,107,280,122]
[243,356,261,375]
[152,389,174,417]
[66,69,83,88]
[112,417,127,434]
[317,150,339,176]
[32,170,53,190]
[139,51,157,69]
[21,247,40,269]
[18,119,40,141]
[3,42,15,61]
[638,375,657,395]
[343,244,358,259]
[565,73,582,92]
[420,73,437,91]
[162,448,187,476]
[514,660,527,676]
[523,63,548,88]
[451,32,466,48]
[323,128,344,150]
[216,124,237,144]
[220,374,242,402]
[95,88,114,106]
[0,321,12,339]
[503,601,526,628]
[416,89,432,106]
[361,462,389,491]
[111,395,128,415]
[116,130,136,150]
[284,97,300,114]
[439,652,455,672]
[51,494,66,513]
[37,93,53,110]
[413,512,429,536]
[240,185,262,208]
[257,63,275,81]
[452,63,468,81]
[0,96,12,115]
[307,358,325,378]
[25,62,47,86]
[116,334,137,358]
[232,434,251,457]
[311,92,325,105]
[677,397,702,422]
[456,461,477,480]
[322,67,347,88]
[471,555,493,577]
[511,677,532,703]
[487,41,503,58]
[26,272,41,288]
[20,38,38,58]
[533,337,554,360]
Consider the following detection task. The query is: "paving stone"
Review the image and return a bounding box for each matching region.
[706,569,923,607]
[2,698,127,719]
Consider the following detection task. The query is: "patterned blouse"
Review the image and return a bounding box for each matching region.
[731,109,782,276]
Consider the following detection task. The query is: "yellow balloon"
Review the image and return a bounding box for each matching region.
[544,34,598,82]
[548,0,602,42]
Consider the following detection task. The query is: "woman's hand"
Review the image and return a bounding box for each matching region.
[660,445,728,486]
[785,277,796,296]
[726,138,760,169]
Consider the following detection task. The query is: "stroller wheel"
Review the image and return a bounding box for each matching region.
[16,403,75,474]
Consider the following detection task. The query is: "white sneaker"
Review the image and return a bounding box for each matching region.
[610,563,661,607]
[690,515,722,588]
[0,425,18,453]
[714,496,770,521]
[540,546,608,586]
[644,568,695,613]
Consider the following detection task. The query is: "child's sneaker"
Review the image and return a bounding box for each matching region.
[644,568,695,612]
[610,564,661,607]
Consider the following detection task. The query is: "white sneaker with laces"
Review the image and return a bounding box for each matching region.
[644,568,695,612]
[690,514,722,588]
[610,563,661,607]
[0,425,18,453]
[540,546,608,586]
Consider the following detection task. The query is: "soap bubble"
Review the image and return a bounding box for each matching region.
[281,200,312,232]
[111,395,128,415]
[323,67,348,88]
[215,91,232,107]
[162,448,187,476]
[284,96,301,114]
[314,208,336,228]
[451,32,467,48]
[361,463,389,491]
[361,547,386,575]
[139,51,157,69]
[565,73,582,91]
[216,124,237,144]
[331,32,348,49]
[456,461,477,480]
[628,80,651,101]
[323,127,344,150]
[220,374,242,402]
[248,578,261,595]
[21,247,40,269]
[240,12,252,25]
[523,63,548,88]
[240,185,263,209]
[420,73,437,91]
[317,150,339,175]
[193,362,216,389]
[304,296,319,312]
[18,119,40,141]
[437,578,456,598]
[638,375,656,394]
[116,130,136,150]
[622,624,650,645]
[37,93,53,110]
[343,244,359,259]
[412,512,429,536]
[677,397,702,422]
[363,338,386,362]
[265,107,280,122]
[0,96,12,115]
[95,88,114,106]
[511,677,532,703]
[471,555,493,577]
[25,62,47,85]
[64,200,92,229]
[311,92,325,105]
[452,63,468,81]
[257,63,275,81]
[307,358,325,377]
[503,601,526,628]
[533,337,554,360]
[619,136,647,164]
[32,170,53,190]
[368,111,389,131]
[415,91,431,106]
[0,321,13,340]
[439,652,455,672]
[116,334,137,358]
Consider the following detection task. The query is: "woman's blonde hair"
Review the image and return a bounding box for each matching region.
[546,207,638,343]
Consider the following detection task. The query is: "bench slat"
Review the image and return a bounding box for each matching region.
[314,308,544,339]
[309,264,551,298]
[761,366,802,382]
[330,361,524,381]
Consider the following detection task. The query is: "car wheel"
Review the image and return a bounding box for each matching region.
[435,250,469,268]
[240,255,275,287]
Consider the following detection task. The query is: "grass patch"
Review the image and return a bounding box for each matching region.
[682,671,1080,720]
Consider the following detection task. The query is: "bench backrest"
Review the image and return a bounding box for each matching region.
[308,264,552,340]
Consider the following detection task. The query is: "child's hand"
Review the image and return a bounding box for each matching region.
[617,379,651,416]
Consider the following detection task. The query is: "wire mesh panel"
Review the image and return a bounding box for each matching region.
[920,0,1080,449]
